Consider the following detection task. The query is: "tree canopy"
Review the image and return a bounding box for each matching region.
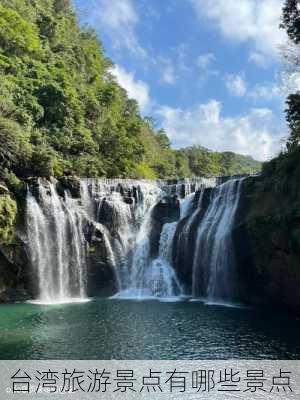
[0,0,261,188]
[281,0,300,149]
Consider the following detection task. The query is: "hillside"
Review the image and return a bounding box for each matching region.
[0,0,260,192]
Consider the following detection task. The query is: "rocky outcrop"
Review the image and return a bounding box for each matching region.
[97,197,132,234]
[233,176,300,314]
[0,238,30,302]
[149,195,180,258]
[0,184,30,302]
[84,222,116,296]
[152,195,180,224]
[57,176,82,198]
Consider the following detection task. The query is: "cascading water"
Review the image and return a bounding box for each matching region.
[26,178,166,303]
[191,178,245,302]
[85,179,163,294]
[26,182,88,304]
[25,176,246,305]
[113,202,157,299]
[115,220,182,300]
[145,222,183,298]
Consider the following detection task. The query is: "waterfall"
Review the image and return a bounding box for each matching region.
[110,178,216,300]
[114,220,182,300]
[110,180,216,300]
[191,178,245,302]
[147,222,183,298]
[25,176,246,305]
[161,177,217,198]
[87,179,163,292]
[26,181,88,304]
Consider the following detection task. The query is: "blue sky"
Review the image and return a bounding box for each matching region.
[73,0,293,161]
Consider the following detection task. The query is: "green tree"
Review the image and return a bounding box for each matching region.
[286,94,300,149]
[0,0,261,184]
[281,0,300,150]
[281,0,300,43]
[0,4,41,56]
[0,117,31,174]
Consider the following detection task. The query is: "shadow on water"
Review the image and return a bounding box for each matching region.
[0,299,299,359]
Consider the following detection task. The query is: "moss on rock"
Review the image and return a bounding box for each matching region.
[0,194,17,245]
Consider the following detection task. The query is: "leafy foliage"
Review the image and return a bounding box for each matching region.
[281,0,300,44]
[0,194,17,244]
[0,4,41,55]
[286,93,300,149]
[182,146,260,177]
[0,116,31,173]
[0,0,260,185]
[281,0,300,149]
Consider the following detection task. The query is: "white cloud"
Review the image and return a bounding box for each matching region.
[157,100,285,160]
[194,53,219,87]
[282,71,300,92]
[110,65,150,112]
[190,0,286,60]
[197,53,216,69]
[249,51,269,68]
[162,65,176,85]
[249,83,282,100]
[225,74,247,97]
[175,43,191,73]
[77,0,146,58]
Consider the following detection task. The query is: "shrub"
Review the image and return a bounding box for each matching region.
[0,194,17,244]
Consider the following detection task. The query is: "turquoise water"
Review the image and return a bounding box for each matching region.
[0,298,299,359]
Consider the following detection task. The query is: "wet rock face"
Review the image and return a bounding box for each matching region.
[84,221,104,243]
[27,176,82,200]
[25,177,54,202]
[229,183,256,303]
[97,198,133,235]
[152,195,180,224]
[232,176,300,315]
[0,183,30,302]
[57,176,81,198]
[84,222,116,296]
[0,237,31,302]
[118,185,140,202]
[172,188,213,291]
[148,195,181,259]
[25,177,42,200]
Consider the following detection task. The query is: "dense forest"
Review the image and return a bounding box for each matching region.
[0,0,260,196]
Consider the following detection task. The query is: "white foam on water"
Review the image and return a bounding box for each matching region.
[204,300,247,309]
[27,297,91,306]
[110,289,185,303]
